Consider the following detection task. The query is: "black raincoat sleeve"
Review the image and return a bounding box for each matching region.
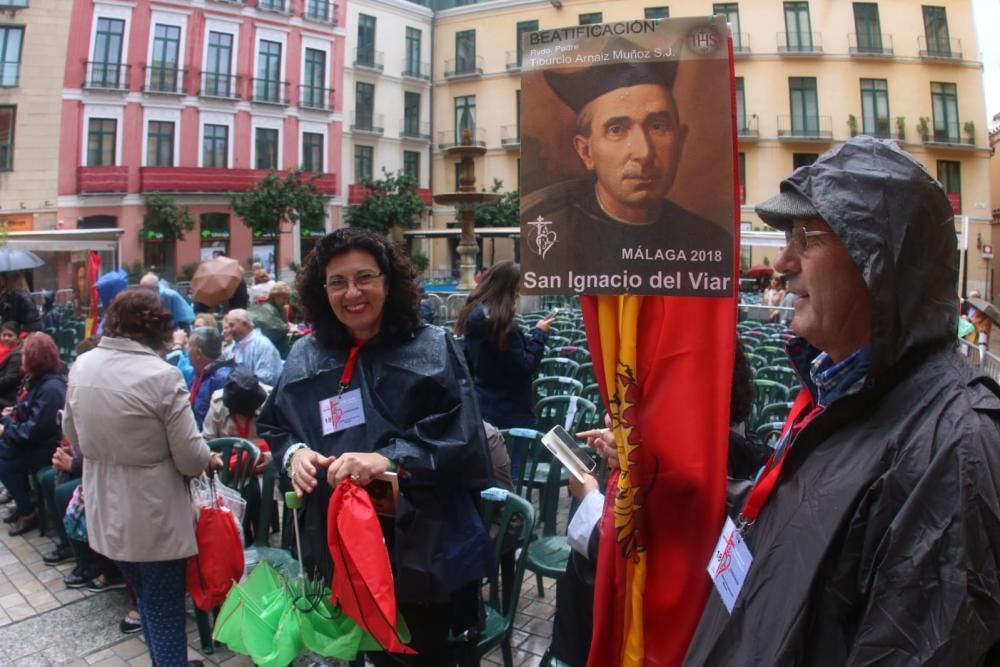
[840,409,1000,666]
[0,346,22,401]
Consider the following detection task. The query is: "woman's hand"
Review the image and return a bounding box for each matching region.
[578,413,620,470]
[535,316,557,333]
[207,452,224,473]
[290,449,333,498]
[327,452,392,487]
[568,472,599,500]
[52,447,74,473]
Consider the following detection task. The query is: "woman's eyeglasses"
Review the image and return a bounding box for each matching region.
[325,271,384,292]
[784,226,834,252]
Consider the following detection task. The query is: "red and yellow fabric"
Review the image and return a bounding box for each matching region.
[84,252,101,338]
[583,292,735,667]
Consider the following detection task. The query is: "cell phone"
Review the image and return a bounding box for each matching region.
[545,307,561,319]
[541,425,598,483]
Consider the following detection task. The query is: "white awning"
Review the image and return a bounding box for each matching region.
[4,228,124,252]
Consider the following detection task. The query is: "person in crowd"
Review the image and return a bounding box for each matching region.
[258,227,494,666]
[193,312,218,331]
[249,283,295,357]
[249,269,275,304]
[222,309,283,386]
[762,274,786,323]
[0,333,66,536]
[63,289,221,667]
[266,282,297,330]
[419,288,436,325]
[0,321,24,407]
[188,326,236,429]
[454,260,554,481]
[139,272,195,332]
[779,287,797,325]
[164,329,195,386]
[40,291,60,331]
[202,367,271,543]
[0,272,40,332]
[963,289,992,348]
[684,137,1000,665]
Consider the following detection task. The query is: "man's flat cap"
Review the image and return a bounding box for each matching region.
[754,188,820,231]
[543,38,678,113]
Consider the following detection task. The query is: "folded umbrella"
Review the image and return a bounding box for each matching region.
[966,296,1000,326]
[192,256,244,307]
[327,481,415,655]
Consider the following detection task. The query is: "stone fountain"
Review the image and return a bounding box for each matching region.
[433,128,500,290]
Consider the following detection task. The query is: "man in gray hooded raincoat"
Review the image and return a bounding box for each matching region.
[684,136,1000,666]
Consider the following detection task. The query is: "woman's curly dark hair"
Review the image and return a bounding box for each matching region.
[104,289,174,351]
[730,341,755,426]
[297,228,421,349]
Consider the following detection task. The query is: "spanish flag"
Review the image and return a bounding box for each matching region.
[84,251,101,338]
[583,291,734,667]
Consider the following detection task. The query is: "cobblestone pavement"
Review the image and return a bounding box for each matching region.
[0,507,559,666]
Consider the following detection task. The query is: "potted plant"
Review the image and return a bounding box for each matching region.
[895,116,906,141]
[963,120,975,145]
[847,114,859,137]
[917,117,930,142]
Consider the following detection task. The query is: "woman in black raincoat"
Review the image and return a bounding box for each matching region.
[258,228,494,666]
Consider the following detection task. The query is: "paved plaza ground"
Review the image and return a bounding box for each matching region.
[0,517,559,666]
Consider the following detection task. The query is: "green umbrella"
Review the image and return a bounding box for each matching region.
[958,318,975,339]
[212,494,410,665]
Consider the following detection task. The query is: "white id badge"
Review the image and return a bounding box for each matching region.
[319,389,366,435]
[707,516,753,613]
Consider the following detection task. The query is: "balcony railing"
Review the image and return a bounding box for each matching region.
[303,0,337,24]
[400,119,430,140]
[437,127,486,150]
[0,0,28,9]
[850,118,894,140]
[351,112,384,135]
[777,32,823,54]
[401,60,431,80]
[444,56,484,79]
[732,33,751,54]
[78,166,128,195]
[353,48,384,72]
[924,130,975,147]
[257,0,290,14]
[506,51,523,71]
[500,125,520,148]
[299,84,334,111]
[84,62,130,91]
[737,114,759,139]
[918,36,962,60]
[140,167,336,195]
[251,78,289,105]
[143,65,185,95]
[777,115,833,140]
[848,33,893,56]
[207,0,244,5]
[200,72,241,100]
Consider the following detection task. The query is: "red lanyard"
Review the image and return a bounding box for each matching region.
[231,414,253,439]
[339,340,364,394]
[738,390,822,526]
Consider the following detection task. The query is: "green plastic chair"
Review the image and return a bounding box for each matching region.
[745,352,768,372]
[450,490,536,667]
[524,455,578,598]
[532,376,583,404]
[551,345,590,364]
[575,362,597,387]
[759,401,794,427]
[751,380,790,429]
[537,357,580,379]
[755,421,786,448]
[545,335,572,350]
[758,366,799,390]
[755,345,786,365]
[535,395,599,436]
[499,427,544,495]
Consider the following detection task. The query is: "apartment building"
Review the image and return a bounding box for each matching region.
[57,0,345,281]
[0,0,73,282]
[428,0,992,293]
[340,0,434,218]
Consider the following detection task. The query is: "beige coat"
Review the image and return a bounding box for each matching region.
[63,336,210,562]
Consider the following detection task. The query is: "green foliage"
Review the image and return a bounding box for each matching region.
[917,116,930,139]
[125,260,145,284]
[142,195,194,242]
[474,179,520,228]
[410,250,429,275]
[231,171,327,240]
[345,169,425,235]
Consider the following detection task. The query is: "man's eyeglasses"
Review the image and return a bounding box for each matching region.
[784,226,834,252]
[325,271,384,292]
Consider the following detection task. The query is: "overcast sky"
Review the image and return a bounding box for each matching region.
[973,0,1000,123]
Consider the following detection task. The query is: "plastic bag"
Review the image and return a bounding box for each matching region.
[63,485,87,541]
[190,473,247,526]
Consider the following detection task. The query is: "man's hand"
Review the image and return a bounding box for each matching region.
[569,472,599,500]
[290,449,334,498]
[254,451,272,475]
[52,447,73,473]
[578,413,619,470]
[326,452,392,487]
[172,330,188,347]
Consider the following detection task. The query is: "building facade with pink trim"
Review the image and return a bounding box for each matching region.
[58,0,346,281]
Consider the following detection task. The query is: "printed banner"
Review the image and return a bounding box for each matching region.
[519,16,736,296]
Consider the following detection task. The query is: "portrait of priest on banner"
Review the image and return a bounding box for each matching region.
[520,19,735,297]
